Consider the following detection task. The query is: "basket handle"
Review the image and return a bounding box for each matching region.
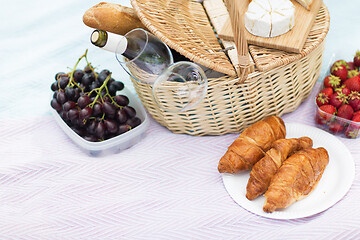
[224,0,249,83]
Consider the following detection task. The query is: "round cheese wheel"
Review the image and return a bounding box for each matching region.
[245,0,295,38]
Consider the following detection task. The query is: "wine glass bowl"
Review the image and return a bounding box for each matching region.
[152,62,207,112]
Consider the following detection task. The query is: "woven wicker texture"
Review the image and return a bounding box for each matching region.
[129,0,330,136]
[131,0,237,76]
[203,0,255,74]
[248,5,330,72]
[205,0,330,72]
[222,0,250,81]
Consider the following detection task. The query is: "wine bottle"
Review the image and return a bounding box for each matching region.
[90,30,128,56]
[91,29,173,77]
[91,29,146,60]
[91,29,207,112]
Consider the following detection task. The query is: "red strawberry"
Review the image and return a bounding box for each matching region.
[335,85,351,96]
[320,87,333,97]
[328,121,344,134]
[318,104,336,121]
[347,70,360,78]
[343,76,360,92]
[316,92,329,107]
[352,114,360,122]
[348,91,360,111]
[331,62,348,81]
[315,114,327,125]
[354,50,360,68]
[331,60,349,70]
[354,110,360,118]
[337,104,354,120]
[329,92,348,109]
[323,75,341,89]
[344,114,360,138]
[347,62,357,71]
[345,127,359,138]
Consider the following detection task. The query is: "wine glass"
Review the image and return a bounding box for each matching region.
[152,61,207,112]
[115,28,207,112]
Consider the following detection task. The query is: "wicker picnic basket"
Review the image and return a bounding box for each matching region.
[128,0,330,136]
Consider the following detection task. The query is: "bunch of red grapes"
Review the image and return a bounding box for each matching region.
[50,50,141,142]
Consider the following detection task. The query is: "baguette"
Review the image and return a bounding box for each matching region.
[83,2,147,35]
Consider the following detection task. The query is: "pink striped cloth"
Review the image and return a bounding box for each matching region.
[0,86,359,239]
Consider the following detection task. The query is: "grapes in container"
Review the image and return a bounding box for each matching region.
[50,50,149,156]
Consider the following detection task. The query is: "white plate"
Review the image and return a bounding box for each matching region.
[221,122,355,219]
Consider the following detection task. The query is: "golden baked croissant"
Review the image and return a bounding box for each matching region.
[218,116,286,173]
[246,137,313,200]
[263,147,329,213]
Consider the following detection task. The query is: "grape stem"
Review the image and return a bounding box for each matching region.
[66,49,90,89]
[84,50,98,79]
[87,74,123,109]
[66,50,123,117]
[88,74,112,108]
[89,112,106,121]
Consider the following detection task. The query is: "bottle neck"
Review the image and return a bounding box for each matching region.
[90,30,127,55]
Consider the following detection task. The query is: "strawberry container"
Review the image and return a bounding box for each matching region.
[314,53,360,139]
[51,87,150,156]
[315,102,360,139]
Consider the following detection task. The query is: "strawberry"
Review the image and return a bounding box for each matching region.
[335,85,351,96]
[320,87,333,97]
[354,50,360,68]
[345,127,359,138]
[323,75,341,89]
[331,60,349,70]
[352,113,360,122]
[352,114,360,122]
[316,92,329,107]
[329,92,348,109]
[344,114,360,138]
[347,62,357,71]
[328,121,344,134]
[318,104,336,122]
[337,104,354,120]
[315,114,327,125]
[343,76,360,92]
[347,69,360,78]
[331,62,348,81]
[348,91,360,111]
[354,110,360,118]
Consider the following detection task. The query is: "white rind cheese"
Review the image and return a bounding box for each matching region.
[245,0,295,38]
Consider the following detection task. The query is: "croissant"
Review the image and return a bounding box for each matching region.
[218,116,286,173]
[263,147,329,213]
[246,137,313,200]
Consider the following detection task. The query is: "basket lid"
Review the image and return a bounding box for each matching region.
[131,0,330,76]
[131,0,238,76]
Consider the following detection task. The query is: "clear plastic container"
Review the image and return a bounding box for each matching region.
[51,88,149,156]
[315,102,360,139]
[314,53,360,139]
